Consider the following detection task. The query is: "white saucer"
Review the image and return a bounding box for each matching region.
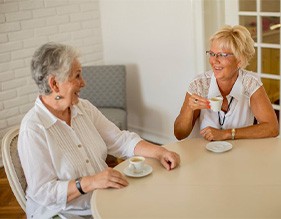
[123,164,153,178]
[206,141,233,153]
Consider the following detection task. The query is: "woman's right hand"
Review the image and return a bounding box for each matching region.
[68,168,128,202]
[188,94,210,111]
[174,93,209,140]
[89,167,129,190]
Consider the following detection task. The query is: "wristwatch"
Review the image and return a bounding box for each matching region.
[231,128,236,140]
[75,177,86,195]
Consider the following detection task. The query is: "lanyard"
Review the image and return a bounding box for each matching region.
[218,96,234,129]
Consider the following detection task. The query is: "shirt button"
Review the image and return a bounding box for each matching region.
[78,144,82,148]
[86,159,89,163]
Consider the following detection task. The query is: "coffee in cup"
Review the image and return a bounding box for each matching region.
[209,97,223,112]
[128,156,145,174]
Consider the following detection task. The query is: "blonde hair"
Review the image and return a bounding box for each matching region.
[209,25,255,68]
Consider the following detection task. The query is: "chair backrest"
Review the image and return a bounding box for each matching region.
[80,65,126,110]
[2,126,26,212]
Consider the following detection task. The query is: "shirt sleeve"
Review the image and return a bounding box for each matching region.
[18,126,68,212]
[243,72,263,97]
[79,99,142,159]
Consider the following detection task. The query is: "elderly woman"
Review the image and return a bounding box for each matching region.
[18,42,180,219]
[174,25,279,141]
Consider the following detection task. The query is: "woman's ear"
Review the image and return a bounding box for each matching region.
[49,76,60,93]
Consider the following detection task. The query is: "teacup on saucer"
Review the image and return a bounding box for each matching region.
[123,164,153,178]
[128,156,145,174]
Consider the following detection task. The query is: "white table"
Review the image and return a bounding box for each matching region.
[91,138,281,219]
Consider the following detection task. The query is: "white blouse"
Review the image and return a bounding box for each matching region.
[18,97,142,219]
[187,69,262,130]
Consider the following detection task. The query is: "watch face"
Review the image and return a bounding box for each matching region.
[231,129,235,140]
[76,177,86,194]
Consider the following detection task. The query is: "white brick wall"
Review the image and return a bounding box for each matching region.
[0,0,104,166]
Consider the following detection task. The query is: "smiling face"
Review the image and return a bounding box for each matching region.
[209,40,240,83]
[59,58,85,106]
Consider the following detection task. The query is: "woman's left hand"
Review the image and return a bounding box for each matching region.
[134,140,180,171]
[158,149,181,170]
[200,126,227,141]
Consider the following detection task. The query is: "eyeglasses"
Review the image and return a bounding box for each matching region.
[206,51,234,59]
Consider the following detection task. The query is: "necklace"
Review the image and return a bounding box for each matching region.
[218,96,234,129]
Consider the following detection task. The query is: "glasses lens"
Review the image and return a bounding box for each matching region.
[219,53,228,58]
[206,51,215,57]
[206,51,233,59]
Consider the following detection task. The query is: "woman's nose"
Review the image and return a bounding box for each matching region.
[81,78,86,87]
[210,57,220,64]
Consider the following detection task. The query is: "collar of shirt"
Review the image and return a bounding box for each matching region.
[207,69,243,101]
[35,97,83,129]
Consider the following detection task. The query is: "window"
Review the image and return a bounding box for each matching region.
[226,0,281,126]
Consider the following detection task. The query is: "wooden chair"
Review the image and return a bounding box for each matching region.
[2,126,26,212]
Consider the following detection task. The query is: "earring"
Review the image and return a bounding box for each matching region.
[55,95,62,100]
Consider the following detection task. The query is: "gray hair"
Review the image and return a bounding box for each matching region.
[209,25,255,68]
[31,42,80,95]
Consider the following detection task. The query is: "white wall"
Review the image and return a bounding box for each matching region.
[100,0,205,144]
[0,0,104,167]
[0,0,210,168]
[204,0,225,68]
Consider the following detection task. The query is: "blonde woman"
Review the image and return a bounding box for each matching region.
[174,25,279,141]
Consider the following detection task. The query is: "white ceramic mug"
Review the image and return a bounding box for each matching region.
[209,97,223,112]
[128,156,145,174]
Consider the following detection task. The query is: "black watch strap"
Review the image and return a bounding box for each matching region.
[75,177,86,195]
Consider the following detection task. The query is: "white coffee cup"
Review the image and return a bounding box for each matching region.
[209,97,223,112]
[128,156,145,174]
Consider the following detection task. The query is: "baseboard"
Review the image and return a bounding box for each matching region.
[128,125,175,145]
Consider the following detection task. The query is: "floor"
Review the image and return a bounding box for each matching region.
[0,167,26,219]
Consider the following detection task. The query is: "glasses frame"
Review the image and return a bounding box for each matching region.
[206,51,234,59]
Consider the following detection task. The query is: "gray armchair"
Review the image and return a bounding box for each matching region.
[80,65,127,130]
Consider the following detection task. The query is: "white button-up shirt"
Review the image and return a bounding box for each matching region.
[187,69,262,130]
[18,97,142,218]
